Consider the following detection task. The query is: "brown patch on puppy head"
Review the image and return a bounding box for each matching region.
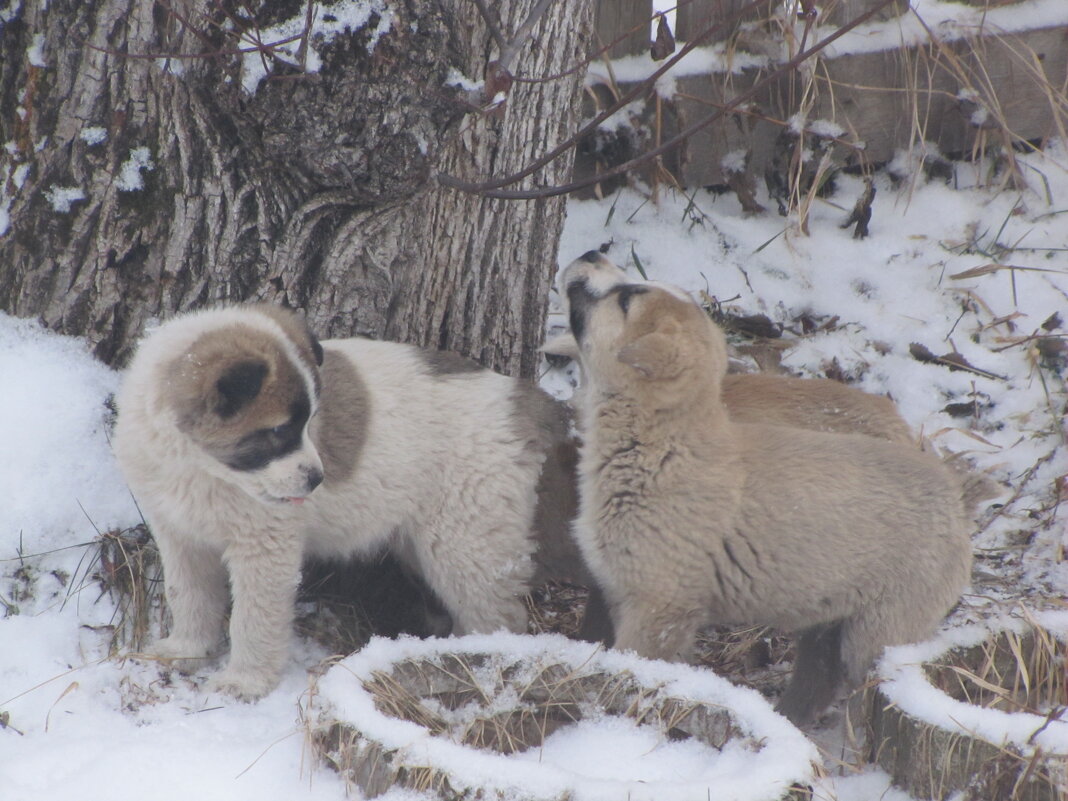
[252,304,324,392]
[168,323,314,471]
[617,289,729,382]
[309,347,370,485]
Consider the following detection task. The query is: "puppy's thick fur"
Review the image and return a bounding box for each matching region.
[568,279,972,725]
[115,306,569,698]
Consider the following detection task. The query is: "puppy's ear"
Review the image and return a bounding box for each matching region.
[617,332,684,380]
[214,360,268,418]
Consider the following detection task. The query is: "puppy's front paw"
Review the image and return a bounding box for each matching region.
[205,668,279,701]
[144,637,217,674]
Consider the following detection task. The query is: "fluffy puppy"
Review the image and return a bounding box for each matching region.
[114,305,569,699]
[545,251,913,443]
[549,252,999,515]
[567,278,972,725]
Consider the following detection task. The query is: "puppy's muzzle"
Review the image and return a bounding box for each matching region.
[303,464,324,494]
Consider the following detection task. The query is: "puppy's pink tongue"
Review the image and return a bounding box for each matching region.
[287,497,307,506]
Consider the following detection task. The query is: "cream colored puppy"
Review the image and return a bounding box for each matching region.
[568,279,972,725]
[115,305,568,699]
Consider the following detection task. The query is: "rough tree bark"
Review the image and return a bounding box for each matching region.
[0,0,593,377]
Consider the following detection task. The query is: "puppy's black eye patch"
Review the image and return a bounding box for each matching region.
[215,360,268,418]
[224,395,312,472]
[614,284,649,314]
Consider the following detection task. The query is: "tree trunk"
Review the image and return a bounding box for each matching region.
[0,0,593,377]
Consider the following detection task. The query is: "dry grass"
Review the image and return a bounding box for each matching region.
[578,0,1068,230]
[89,524,164,654]
[867,610,1067,801]
[309,646,819,801]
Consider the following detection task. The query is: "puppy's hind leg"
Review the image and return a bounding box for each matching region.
[840,589,955,689]
[148,533,229,672]
[776,622,844,727]
[612,598,703,662]
[576,585,616,645]
[402,521,532,636]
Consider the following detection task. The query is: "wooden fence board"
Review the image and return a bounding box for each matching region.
[595,0,653,58]
[583,0,1068,191]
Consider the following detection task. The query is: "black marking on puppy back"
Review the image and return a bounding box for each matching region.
[215,360,268,418]
[612,283,649,314]
[567,278,592,342]
[225,394,311,471]
[579,250,603,263]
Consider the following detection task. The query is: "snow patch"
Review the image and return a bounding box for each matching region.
[44,185,85,212]
[445,67,482,93]
[27,33,46,67]
[0,314,139,556]
[240,0,393,95]
[79,127,108,146]
[0,0,24,24]
[721,148,748,174]
[116,147,154,191]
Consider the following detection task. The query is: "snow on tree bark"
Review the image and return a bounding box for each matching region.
[0,0,593,377]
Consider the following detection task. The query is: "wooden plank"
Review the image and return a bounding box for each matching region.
[673,69,782,188]
[595,0,653,59]
[822,0,909,26]
[578,2,1067,190]
[807,24,1068,164]
[676,0,763,44]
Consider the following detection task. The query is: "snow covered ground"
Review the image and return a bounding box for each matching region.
[1,138,1065,801]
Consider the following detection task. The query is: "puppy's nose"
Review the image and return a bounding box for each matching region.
[304,466,324,493]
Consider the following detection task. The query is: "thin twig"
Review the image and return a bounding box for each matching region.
[512,0,698,84]
[439,0,899,199]
[499,0,555,74]
[437,0,773,195]
[472,0,509,54]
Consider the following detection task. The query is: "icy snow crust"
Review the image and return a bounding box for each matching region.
[316,632,818,801]
[877,609,1068,754]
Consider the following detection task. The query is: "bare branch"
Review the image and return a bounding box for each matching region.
[437,0,770,194]
[439,0,900,199]
[498,0,554,74]
[472,0,509,54]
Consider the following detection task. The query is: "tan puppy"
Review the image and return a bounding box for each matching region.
[549,253,999,516]
[568,279,972,725]
[546,252,913,444]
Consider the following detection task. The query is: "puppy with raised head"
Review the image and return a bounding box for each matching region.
[567,277,972,725]
[546,252,914,444]
[114,305,570,699]
[549,252,998,516]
